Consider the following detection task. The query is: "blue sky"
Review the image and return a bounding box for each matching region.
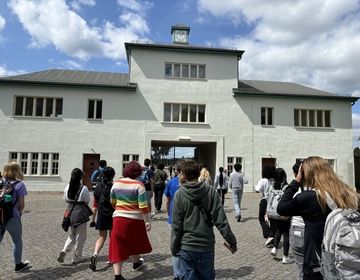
[1,0,360,146]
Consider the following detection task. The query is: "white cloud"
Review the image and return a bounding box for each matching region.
[0,14,5,31]
[69,0,96,12]
[8,0,151,61]
[198,0,360,97]
[117,0,153,14]
[0,65,25,77]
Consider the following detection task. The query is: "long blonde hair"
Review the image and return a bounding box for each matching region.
[2,161,24,180]
[302,156,358,212]
[199,167,211,184]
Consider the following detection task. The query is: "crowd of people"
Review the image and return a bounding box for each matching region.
[1,157,359,280]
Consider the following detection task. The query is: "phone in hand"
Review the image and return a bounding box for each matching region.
[224,242,236,254]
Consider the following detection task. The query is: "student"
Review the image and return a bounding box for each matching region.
[214,167,228,206]
[171,159,237,280]
[164,160,183,280]
[90,160,107,227]
[137,159,154,215]
[89,166,115,271]
[109,161,152,280]
[269,168,293,264]
[228,163,248,221]
[0,162,30,272]
[152,162,167,213]
[255,165,276,247]
[58,168,91,264]
[277,156,359,280]
[198,165,212,185]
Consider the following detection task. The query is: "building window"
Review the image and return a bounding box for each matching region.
[165,63,206,79]
[122,154,139,171]
[261,107,273,125]
[227,157,243,176]
[8,152,60,176]
[88,99,102,120]
[294,109,331,128]
[14,96,63,117]
[164,103,206,123]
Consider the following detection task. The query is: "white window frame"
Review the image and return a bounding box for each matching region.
[227,156,243,176]
[9,152,60,176]
[165,62,206,80]
[164,103,206,123]
[261,107,273,126]
[88,99,103,120]
[14,96,63,118]
[122,154,140,172]
[294,109,331,128]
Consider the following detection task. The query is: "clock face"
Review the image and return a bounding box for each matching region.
[175,30,187,42]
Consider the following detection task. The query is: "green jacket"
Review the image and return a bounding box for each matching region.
[171,181,237,256]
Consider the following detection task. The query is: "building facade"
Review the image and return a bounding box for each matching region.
[0,25,357,191]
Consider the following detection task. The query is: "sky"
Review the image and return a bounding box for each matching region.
[1,0,360,147]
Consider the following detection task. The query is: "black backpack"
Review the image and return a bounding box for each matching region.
[0,180,17,225]
[94,181,114,217]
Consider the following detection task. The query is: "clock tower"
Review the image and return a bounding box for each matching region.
[171,24,190,44]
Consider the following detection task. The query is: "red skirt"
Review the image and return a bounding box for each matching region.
[109,216,152,263]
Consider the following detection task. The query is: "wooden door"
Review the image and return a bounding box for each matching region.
[83,153,100,189]
[262,158,276,170]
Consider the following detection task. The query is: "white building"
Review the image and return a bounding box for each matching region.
[0,25,357,191]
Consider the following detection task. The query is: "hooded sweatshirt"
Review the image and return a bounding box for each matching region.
[171,181,236,256]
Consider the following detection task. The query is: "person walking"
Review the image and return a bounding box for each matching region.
[255,165,276,247]
[58,168,91,264]
[164,160,183,280]
[277,156,359,280]
[199,165,212,185]
[228,163,248,221]
[137,158,154,215]
[90,159,107,227]
[109,161,152,280]
[89,166,115,271]
[152,162,167,213]
[171,159,237,280]
[0,162,30,272]
[269,168,293,264]
[214,167,228,206]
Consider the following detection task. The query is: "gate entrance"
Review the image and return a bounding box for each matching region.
[151,141,217,179]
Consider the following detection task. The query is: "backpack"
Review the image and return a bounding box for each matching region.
[0,180,17,225]
[91,169,103,185]
[290,215,305,257]
[138,167,150,186]
[267,184,289,220]
[95,182,114,217]
[320,194,360,279]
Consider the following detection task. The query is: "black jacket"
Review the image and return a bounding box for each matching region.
[277,180,330,280]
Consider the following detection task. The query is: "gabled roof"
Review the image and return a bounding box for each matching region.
[0,69,136,89]
[234,79,358,102]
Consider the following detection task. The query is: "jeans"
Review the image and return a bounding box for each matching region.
[176,249,215,280]
[232,189,243,217]
[0,216,23,264]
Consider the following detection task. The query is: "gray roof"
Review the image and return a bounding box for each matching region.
[125,42,245,60]
[235,79,357,101]
[0,69,136,89]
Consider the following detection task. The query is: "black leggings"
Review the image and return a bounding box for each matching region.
[153,183,165,211]
[273,219,291,256]
[217,189,226,206]
[259,199,274,239]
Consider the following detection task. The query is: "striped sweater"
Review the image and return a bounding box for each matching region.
[110,178,150,223]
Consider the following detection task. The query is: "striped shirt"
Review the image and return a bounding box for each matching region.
[110,178,150,222]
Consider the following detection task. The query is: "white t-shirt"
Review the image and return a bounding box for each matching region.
[63,185,90,203]
[255,178,273,200]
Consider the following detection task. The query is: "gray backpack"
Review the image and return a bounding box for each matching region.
[321,195,360,279]
[267,184,289,220]
[290,215,305,257]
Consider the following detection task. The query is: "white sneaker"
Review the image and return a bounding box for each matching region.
[265,237,274,247]
[72,255,87,264]
[151,212,156,218]
[270,247,277,257]
[282,256,294,264]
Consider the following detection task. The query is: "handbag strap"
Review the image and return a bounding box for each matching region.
[67,186,83,216]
